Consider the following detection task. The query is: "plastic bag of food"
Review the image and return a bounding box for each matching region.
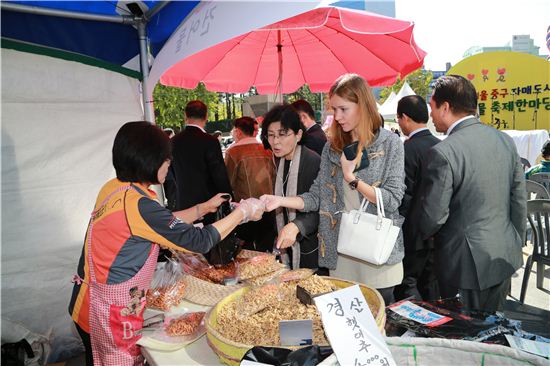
[146,259,187,311]
[176,252,244,285]
[194,260,242,285]
[145,310,206,349]
[234,284,282,319]
[244,267,289,287]
[238,253,281,280]
[175,252,210,276]
[279,268,315,283]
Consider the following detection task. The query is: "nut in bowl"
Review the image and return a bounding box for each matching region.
[205,276,385,366]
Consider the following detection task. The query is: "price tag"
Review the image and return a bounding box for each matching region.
[388,300,451,327]
[279,319,313,346]
[314,285,396,366]
[505,335,550,358]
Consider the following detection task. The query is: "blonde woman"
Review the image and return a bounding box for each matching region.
[262,74,405,305]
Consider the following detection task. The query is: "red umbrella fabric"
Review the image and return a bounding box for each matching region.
[160,6,426,94]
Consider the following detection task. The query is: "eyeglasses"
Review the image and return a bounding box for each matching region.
[266,131,294,141]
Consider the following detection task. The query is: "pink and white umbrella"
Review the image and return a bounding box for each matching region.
[160,6,426,95]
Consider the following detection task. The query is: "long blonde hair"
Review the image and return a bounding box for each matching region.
[329,74,381,154]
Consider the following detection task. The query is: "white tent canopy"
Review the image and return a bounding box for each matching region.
[378,82,417,120]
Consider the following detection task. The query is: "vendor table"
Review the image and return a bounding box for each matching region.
[141,299,549,366]
[141,301,222,366]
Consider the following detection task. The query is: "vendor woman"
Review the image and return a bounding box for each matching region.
[68,121,264,366]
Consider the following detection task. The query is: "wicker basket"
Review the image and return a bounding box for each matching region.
[183,275,243,306]
[183,250,277,306]
[205,277,385,366]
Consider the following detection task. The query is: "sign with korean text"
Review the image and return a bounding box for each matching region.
[314,285,396,366]
[388,300,452,327]
[447,52,550,131]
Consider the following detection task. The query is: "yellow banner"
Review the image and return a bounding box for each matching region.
[447,52,550,131]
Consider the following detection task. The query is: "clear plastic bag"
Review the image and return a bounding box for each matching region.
[245,267,289,287]
[234,284,282,319]
[143,310,207,350]
[279,268,315,283]
[177,252,242,285]
[146,259,187,311]
[238,253,281,280]
[175,252,210,276]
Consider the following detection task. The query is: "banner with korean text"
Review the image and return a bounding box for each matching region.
[447,52,549,131]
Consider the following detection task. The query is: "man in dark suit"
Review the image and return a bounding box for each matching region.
[291,99,327,156]
[394,95,441,302]
[418,75,526,312]
[169,100,233,224]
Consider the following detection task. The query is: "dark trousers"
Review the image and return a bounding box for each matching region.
[238,211,277,253]
[440,278,511,312]
[75,322,93,366]
[377,286,396,307]
[394,248,439,301]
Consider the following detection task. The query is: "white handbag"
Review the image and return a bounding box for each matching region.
[337,187,400,265]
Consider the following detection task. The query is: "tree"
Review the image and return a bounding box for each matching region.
[286,85,323,113]
[152,83,219,129]
[378,69,433,103]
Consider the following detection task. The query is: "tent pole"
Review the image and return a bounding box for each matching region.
[1,2,134,24]
[137,21,154,123]
[137,20,166,204]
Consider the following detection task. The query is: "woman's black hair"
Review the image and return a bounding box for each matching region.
[112,121,171,184]
[260,104,305,149]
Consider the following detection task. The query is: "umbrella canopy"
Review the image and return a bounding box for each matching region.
[161,6,426,94]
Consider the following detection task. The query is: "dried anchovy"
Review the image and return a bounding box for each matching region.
[146,280,186,311]
[165,312,205,336]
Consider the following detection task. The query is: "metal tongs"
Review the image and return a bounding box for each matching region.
[142,313,164,329]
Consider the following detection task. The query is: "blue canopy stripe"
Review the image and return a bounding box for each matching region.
[1,1,200,69]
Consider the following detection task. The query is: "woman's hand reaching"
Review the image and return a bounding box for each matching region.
[260,194,283,212]
[203,193,231,213]
[276,222,300,249]
[237,198,265,223]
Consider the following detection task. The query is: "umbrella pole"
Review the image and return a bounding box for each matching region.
[277,30,283,103]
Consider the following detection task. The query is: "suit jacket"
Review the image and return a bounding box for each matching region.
[169,125,232,223]
[302,123,327,156]
[418,118,526,290]
[400,129,440,252]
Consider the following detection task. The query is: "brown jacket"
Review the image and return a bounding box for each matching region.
[224,141,274,201]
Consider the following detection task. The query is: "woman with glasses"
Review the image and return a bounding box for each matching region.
[260,104,326,273]
[262,74,406,305]
[69,121,265,366]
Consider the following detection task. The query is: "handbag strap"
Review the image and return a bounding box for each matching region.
[358,187,386,218]
[375,187,386,218]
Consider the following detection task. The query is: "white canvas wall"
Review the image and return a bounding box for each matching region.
[1,49,143,361]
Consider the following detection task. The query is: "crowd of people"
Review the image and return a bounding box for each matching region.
[70,73,528,365]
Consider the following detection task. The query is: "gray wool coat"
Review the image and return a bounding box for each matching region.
[299,128,406,270]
